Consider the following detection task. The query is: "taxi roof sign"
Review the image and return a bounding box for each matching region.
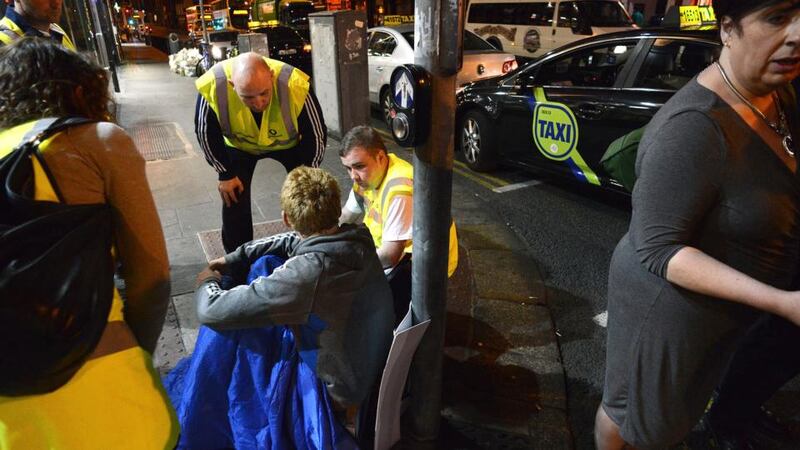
[663,5,717,31]
[383,15,414,26]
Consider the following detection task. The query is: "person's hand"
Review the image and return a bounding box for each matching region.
[208,256,227,272]
[195,266,222,288]
[218,177,244,207]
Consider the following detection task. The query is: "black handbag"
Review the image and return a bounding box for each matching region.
[0,117,115,396]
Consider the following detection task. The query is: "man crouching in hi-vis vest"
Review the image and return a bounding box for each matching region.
[0,0,75,49]
[339,125,458,323]
[195,52,326,256]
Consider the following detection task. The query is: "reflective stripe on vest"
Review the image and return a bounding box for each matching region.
[212,62,299,147]
[0,27,18,44]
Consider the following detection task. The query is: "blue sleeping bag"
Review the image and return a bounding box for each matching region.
[164,255,359,450]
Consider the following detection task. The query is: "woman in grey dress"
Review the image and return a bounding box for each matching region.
[595,1,800,448]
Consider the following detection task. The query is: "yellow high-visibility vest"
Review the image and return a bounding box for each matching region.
[196,56,310,155]
[355,153,459,276]
[0,16,76,50]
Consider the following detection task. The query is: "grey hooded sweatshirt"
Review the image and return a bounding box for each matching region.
[195,223,395,407]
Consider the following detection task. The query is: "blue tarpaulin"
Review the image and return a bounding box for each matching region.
[164,255,358,449]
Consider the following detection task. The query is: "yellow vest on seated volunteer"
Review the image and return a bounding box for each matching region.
[0,16,76,50]
[195,56,310,155]
[354,153,459,277]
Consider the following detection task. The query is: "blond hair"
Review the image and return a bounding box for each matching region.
[281,166,341,236]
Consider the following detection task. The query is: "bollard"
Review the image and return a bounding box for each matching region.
[169,33,181,55]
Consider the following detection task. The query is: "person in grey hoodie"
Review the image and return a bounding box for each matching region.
[194,166,395,411]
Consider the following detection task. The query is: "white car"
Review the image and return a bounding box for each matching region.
[368,25,517,124]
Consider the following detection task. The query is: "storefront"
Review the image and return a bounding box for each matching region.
[61,0,122,90]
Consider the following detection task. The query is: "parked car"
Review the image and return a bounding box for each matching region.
[252,24,313,76]
[455,28,720,192]
[368,25,517,125]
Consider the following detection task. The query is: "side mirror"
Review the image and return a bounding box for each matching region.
[515,67,538,88]
[388,65,432,147]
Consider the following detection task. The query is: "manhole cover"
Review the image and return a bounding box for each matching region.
[128,122,190,161]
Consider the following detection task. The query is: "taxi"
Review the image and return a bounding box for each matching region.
[456,6,720,192]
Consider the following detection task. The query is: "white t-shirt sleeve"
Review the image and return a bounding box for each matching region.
[344,189,365,216]
[382,194,413,242]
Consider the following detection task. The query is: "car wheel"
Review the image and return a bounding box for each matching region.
[380,87,393,128]
[459,110,497,172]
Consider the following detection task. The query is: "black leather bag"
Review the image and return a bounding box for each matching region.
[0,118,115,396]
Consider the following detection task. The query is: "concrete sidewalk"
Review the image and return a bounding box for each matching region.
[117,49,571,449]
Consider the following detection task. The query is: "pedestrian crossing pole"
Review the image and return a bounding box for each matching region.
[408,0,463,441]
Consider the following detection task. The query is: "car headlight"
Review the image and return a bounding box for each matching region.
[303,44,312,53]
[211,46,223,60]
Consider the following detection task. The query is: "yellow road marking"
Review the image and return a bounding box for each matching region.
[453,165,498,190]
[453,160,509,187]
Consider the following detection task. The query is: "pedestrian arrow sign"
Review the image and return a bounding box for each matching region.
[393,71,414,109]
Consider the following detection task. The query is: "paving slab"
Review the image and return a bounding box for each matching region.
[253,193,284,222]
[158,208,183,240]
[165,235,208,296]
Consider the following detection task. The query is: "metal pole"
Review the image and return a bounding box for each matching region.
[407,0,462,441]
[200,0,209,42]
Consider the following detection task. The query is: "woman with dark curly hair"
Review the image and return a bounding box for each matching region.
[0,38,179,448]
[596,1,800,448]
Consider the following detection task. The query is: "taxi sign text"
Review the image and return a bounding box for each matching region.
[533,104,578,161]
[679,6,716,30]
[383,15,414,26]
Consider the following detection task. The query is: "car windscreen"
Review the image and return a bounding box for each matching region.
[576,1,633,27]
[400,30,496,51]
[258,26,301,42]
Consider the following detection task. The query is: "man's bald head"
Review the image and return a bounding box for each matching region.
[229,52,273,113]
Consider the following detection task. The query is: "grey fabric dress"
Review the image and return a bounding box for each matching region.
[602,78,800,448]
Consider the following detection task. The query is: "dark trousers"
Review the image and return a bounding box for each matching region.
[221,145,315,253]
[708,313,800,428]
[353,256,412,448]
[386,256,412,326]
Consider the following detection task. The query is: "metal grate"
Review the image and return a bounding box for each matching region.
[197,220,292,262]
[128,122,190,161]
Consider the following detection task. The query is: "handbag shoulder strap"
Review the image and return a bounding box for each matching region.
[19,117,95,148]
